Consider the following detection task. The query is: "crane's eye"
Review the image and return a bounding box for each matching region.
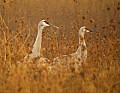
[44,20,49,24]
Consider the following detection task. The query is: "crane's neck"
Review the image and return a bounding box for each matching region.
[76,33,86,54]
[32,26,44,57]
[79,34,86,46]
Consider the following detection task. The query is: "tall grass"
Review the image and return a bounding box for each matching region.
[0,0,120,93]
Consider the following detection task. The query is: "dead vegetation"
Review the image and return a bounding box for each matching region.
[0,0,120,93]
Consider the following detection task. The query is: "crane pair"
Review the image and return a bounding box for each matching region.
[24,20,92,65]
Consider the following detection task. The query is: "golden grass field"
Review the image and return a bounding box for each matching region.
[0,0,120,93]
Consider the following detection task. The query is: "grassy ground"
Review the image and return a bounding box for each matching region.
[0,0,120,93]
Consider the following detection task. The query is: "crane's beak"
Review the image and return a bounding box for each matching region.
[85,28,93,32]
[43,20,58,28]
[49,23,59,29]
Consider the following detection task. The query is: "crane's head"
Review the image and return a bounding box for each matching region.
[38,20,59,28]
[79,26,93,35]
[38,20,50,27]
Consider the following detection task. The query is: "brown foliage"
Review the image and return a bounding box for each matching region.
[0,0,120,93]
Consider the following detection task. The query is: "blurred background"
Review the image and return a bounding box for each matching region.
[0,0,120,30]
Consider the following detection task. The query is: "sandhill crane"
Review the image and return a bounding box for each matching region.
[24,20,58,62]
[53,26,92,65]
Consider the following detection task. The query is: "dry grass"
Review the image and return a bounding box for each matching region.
[0,0,120,93]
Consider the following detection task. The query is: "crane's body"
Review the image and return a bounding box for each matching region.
[53,26,90,65]
[24,20,58,62]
